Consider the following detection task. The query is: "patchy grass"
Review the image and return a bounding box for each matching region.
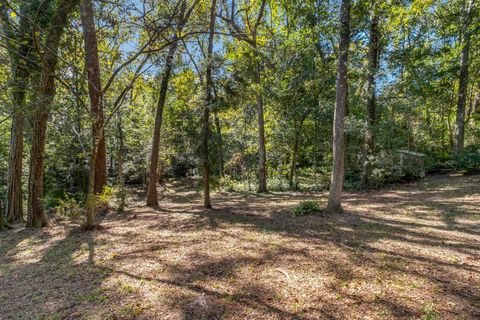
[0,174,479,319]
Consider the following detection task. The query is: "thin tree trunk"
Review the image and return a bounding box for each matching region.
[117,114,126,212]
[27,0,77,228]
[146,1,187,207]
[289,121,303,189]
[214,110,224,177]
[361,3,380,187]
[146,43,177,206]
[80,0,106,194]
[255,47,268,193]
[326,0,351,214]
[202,0,216,209]
[454,0,473,157]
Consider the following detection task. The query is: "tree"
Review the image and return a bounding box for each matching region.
[454,0,474,157]
[202,0,217,208]
[221,0,268,193]
[0,1,34,223]
[326,0,351,214]
[361,0,381,187]
[146,0,191,207]
[27,0,78,228]
[81,0,105,227]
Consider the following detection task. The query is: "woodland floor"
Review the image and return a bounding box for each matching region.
[1,174,479,320]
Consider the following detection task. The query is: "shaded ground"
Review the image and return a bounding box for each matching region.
[1,174,479,320]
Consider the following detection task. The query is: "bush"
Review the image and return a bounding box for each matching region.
[54,195,83,219]
[96,185,116,213]
[457,148,480,174]
[292,200,321,216]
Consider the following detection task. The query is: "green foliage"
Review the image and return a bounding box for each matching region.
[457,148,480,174]
[292,200,321,216]
[54,195,83,219]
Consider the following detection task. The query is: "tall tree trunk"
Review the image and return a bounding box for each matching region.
[361,3,380,187]
[6,61,29,223]
[326,0,351,214]
[202,0,216,209]
[80,0,106,194]
[27,0,77,228]
[454,0,473,157]
[1,5,33,224]
[254,47,268,193]
[146,1,187,207]
[146,43,178,206]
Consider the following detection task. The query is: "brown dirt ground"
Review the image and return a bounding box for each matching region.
[0,174,479,320]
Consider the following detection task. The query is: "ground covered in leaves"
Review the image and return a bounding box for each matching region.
[1,174,479,320]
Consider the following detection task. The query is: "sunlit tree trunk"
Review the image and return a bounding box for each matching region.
[81,0,106,227]
[202,0,217,209]
[27,0,77,228]
[454,0,473,157]
[326,0,351,214]
[361,3,380,188]
[80,0,106,195]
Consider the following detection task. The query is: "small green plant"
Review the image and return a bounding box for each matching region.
[292,200,321,216]
[54,195,83,219]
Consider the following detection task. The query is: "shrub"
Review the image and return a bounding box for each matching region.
[54,195,83,219]
[292,200,321,216]
[457,148,480,174]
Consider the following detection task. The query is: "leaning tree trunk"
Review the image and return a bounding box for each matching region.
[146,42,178,207]
[202,0,217,209]
[454,0,473,158]
[146,0,188,207]
[326,0,351,214]
[361,4,380,188]
[27,0,77,228]
[80,0,106,195]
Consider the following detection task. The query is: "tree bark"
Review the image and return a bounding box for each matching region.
[454,0,473,157]
[326,0,351,214]
[255,48,268,193]
[6,54,29,224]
[361,3,380,187]
[202,0,217,209]
[80,0,106,194]
[27,0,77,228]
[0,4,33,223]
[146,1,187,207]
